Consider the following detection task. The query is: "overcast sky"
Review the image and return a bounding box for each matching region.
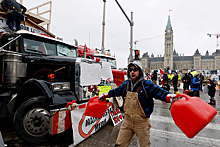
[22,0,220,68]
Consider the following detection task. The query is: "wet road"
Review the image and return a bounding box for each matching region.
[1,88,220,147]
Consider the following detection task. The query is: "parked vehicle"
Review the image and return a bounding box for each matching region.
[0,30,109,145]
[77,45,126,87]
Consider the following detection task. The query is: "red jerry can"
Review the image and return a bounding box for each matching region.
[170,94,217,138]
[84,96,107,119]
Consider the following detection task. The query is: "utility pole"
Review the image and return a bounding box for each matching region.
[115,0,134,62]
[101,0,107,54]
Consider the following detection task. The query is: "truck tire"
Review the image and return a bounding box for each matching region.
[13,96,58,145]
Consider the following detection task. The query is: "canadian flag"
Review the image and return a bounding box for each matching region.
[160,68,164,85]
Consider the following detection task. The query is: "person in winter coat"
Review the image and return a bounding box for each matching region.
[151,70,158,85]
[161,81,170,92]
[188,72,193,85]
[207,79,217,105]
[182,73,190,91]
[191,73,200,97]
[199,73,204,91]
[99,61,177,147]
[163,72,169,84]
[172,72,178,94]
[1,0,27,31]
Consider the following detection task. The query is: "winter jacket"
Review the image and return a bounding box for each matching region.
[1,0,26,13]
[163,73,168,83]
[208,80,216,97]
[191,77,200,91]
[161,83,170,92]
[109,61,170,118]
[200,75,204,82]
[182,74,190,85]
[172,74,178,85]
[151,72,157,81]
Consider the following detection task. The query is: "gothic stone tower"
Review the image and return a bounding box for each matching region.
[164,15,174,70]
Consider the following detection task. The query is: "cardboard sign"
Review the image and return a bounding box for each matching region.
[109,108,123,126]
[98,86,112,95]
[70,103,113,146]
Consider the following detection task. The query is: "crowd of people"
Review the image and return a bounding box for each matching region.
[146,70,217,105]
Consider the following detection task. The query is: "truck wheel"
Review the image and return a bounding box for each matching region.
[13,96,58,145]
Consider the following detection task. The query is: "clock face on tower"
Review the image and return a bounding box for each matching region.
[167,30,170,34]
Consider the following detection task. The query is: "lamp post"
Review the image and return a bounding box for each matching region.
[115,0,134,62]
[101,0,107,54]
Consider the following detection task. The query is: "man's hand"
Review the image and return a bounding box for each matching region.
[66,100,78,110]
[166,94,178,103]
[98,93,110,101]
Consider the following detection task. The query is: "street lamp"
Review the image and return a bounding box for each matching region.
[101,0,107,54]
[115,0,134,62]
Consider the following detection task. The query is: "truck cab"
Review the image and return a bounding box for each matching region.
[0,30,106,145]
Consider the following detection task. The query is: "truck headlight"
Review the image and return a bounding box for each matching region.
[52,82,70,91]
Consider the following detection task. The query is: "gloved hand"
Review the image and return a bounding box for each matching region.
[66,100,78,110]
[98,93,110,101]
[166,94,178,103]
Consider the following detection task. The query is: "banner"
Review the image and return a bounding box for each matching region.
[71,102,113,146]
[109,108,123,126]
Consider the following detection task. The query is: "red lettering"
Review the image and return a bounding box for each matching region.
[113,117,118,124]
[110,112,114,117]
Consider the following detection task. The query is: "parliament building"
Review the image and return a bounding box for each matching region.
[140,15,220,71]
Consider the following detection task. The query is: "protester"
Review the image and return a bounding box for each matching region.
[188,72,193,84]
[172,71,178,94]
[182,73,190,91]
[163,71,169,84]
[151,70,157,85]
[191,73,200,97]
[161,81,170,92]
[1,0,27,31]
[199,72,204,91]
[98,61,177,147]
[207,78,217,105]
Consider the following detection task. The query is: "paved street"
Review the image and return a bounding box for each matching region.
[1,88,220,147]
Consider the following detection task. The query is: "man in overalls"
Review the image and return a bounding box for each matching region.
[99,61,176,147]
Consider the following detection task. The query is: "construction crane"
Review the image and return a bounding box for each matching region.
[207,33,220,49]
[134,35,164,48]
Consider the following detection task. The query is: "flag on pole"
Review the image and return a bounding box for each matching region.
[160,68,164,85]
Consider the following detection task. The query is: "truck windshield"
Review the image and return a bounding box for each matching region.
[57,44,77,57]
[23,38,77,57]
[108,59,117,69]
[24,38,57,55]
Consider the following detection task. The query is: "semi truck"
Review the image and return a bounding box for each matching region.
[0,30,113,145]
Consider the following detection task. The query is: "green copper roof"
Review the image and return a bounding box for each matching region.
[166,15,172,28]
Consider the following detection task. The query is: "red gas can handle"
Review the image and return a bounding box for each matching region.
[176,93,191,100]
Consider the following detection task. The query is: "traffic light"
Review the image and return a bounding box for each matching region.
[134,49,140,60]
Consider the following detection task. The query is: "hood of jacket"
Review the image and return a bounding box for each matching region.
[127,61,145,90]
